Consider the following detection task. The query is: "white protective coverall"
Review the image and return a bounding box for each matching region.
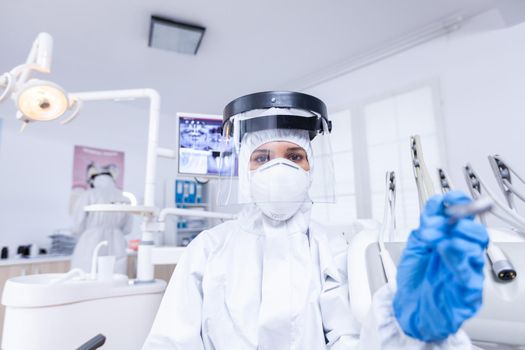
[143,127,473,350]
[71,174,132,274]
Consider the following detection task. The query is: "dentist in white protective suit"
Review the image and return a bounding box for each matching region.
[71,170,132,274]
[143,91,484,350]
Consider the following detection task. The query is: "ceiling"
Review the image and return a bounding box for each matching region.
[0,0,497,115]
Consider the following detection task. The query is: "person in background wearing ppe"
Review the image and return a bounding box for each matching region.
[142,91,488,349]
[71,168,133,274]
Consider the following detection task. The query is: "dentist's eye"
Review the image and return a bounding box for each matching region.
[254,155,270,164]
[250,150,271,167]
[287,152,304,163]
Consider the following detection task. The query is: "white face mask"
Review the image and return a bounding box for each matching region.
[249,158,310,221]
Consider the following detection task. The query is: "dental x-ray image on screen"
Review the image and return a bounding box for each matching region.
[177,113,237,176]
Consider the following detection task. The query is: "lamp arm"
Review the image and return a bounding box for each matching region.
[0,73,14,102]
[18,33,53,85]
[0,33,54,105]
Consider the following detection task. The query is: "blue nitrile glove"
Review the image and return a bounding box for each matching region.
[393,191,489,342]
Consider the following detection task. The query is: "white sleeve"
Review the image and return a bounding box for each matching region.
[121,213,133,236]
[319,231,362,349]
[321,270,362,349]
[142,234,209,350]
[358,285,475,350]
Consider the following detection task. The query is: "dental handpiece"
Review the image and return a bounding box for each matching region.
[444,196,493,223]
[445,197,516,282]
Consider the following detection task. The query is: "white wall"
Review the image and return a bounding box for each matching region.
[304,9,525,218]
[0,99,179,253]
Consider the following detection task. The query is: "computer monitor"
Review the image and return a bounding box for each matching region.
[177,112,237,177]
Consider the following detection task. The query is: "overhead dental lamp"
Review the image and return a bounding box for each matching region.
[0,32,79,129]
[16,79,69,122]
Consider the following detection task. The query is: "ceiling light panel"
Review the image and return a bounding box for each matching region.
[149,16,205,55]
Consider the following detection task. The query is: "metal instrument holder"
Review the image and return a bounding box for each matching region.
[378,172,398,288]
[464,164,525,233]
[489,155,525,211]
[410,135,435,211]
[437,167,453,194]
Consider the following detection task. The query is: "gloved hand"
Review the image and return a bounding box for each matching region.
[393,191,489,342]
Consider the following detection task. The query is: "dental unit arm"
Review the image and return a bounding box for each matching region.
[144,209,238,266]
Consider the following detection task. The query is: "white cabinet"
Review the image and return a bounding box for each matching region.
[0,256,175,343]
[0,259,70,342]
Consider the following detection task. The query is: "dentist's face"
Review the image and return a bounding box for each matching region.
[249,141,310,171]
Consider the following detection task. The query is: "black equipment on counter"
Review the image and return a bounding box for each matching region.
[1,247,8,259]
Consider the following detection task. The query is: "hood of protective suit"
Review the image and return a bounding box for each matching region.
[92,174,117,189]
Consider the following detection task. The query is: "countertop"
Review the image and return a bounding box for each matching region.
[0,255,71,267]
[0,249,140,267]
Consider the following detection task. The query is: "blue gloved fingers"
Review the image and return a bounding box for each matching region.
[415,226,447,246]
[394,254,455,342]
[411,241,484,342]
[398,225,445,290]
[421,194,446,216]
[422,191,473,220]
[435,234,485,330]
[443,191,472,207]
[396,246,431,289]
[437,219,488,289]
[398,199,449,291]
[418,194,449,245]
[436,237,486,289]
[393,191,485,343]
[451,219,490,247]
[436,238,485,334]
[416,191,480,247]
[417,197,448,247]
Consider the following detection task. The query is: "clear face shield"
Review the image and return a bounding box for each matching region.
[217,91,335,215]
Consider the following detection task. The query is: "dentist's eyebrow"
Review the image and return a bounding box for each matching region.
[252,149,274,155]
[286,147,305,152]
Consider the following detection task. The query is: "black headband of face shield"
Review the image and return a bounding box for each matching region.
[221,91,332,140]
